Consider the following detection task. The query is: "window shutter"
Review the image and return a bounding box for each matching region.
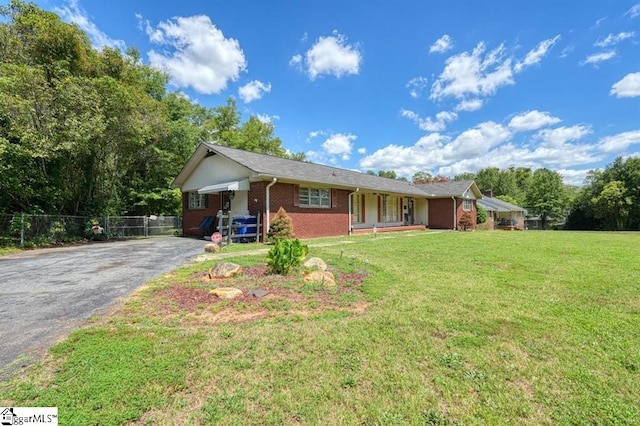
[361,194,365,222]
[377,196,381,222]
[331,189,338,208]
[293,185,300,207]
[204,194,209,208]
[184,193,189,210]
[400,198,403,219]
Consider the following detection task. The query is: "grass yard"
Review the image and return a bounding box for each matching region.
[1,231,639,425]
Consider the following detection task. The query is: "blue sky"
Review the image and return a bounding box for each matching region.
[30,0,640,185]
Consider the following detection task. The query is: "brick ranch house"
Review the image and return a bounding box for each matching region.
[172,143,482,239]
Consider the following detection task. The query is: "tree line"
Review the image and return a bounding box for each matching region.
[0,0,299,217]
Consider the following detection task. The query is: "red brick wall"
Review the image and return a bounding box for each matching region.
[181,182,351,239]
[182,193,221,237]
[456,199,477,230]
[429,198,455,229]
[263,182,350,238]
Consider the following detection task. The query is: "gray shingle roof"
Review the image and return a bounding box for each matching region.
[414,180,480,197]
[477,197,527,213]
[204,143,428,196]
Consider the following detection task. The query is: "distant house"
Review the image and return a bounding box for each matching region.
[477,192,527,230]
[172,143,482,239]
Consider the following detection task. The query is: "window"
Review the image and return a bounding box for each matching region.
[381,195,400,222]
[352,194,363,223]
[463,199,473,211]
[188,192,206,209]
[299,187,330,208]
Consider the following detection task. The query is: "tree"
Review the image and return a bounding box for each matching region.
[591,181,633,231]
[525,168,567,229]
[476,205,487,224]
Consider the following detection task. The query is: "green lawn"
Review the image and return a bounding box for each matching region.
[1,231,639,425]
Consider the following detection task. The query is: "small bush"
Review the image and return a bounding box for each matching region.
[266,239,308,275]
[457,212,475,231]
[267,207,295,242]
[476,205,487,224]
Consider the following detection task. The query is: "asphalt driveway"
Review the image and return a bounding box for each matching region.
[0,237,206,380]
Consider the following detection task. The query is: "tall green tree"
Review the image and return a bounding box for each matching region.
[525,168,567,229]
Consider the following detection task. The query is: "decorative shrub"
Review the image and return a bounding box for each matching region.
[458,212,475,231]
[476,205,487,224]
[267,207,295,242]
[266,239,308,275]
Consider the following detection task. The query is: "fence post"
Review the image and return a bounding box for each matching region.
[20,213,25,247]
[105,216,109,239]
[144,216,149,237]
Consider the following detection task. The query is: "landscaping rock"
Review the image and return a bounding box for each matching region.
[303,257,327,271]
[204,243,221,253]
[303,270,336,287]
[208,262,243,279]
[210,287,243,299]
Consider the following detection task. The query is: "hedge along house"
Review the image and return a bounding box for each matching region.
[172,143,479,239]
[414,180,483,230]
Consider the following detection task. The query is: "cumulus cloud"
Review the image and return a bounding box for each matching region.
[508,110,561,132]
[535,125,592,147]
[255,113,280,124]
[430,42,514,101]
[357,147,367,154]
[581,51,616,66]
[454,99,484,112]
[429,35,454,54]
[145,15,246,94]
[406,77,428,98]
[514,34,561,73]
[594,31,636,47]
[238,80,271,103]
[293,31,362,80]
[610,72,640,97]
[322,133,357,160]
[401,110,458,132]
[598,130,640,153]
[556,169,591,186]
[55,0,125,50]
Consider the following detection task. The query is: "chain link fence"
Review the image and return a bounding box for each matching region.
[0,214,182,247]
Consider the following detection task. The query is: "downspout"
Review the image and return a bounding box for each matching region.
[265,178,277,236]
[452,196,457,230]
[348,188,359,235]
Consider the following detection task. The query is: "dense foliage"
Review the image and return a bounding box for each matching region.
[266,207,296,242]
[265,238,309,275]
[566,157,640,230]
[0,1,298,217]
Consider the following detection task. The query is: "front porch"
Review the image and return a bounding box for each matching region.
[351,224,427,235]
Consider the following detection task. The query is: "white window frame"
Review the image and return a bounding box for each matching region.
[188,192,206,209]
[463,199,473,212]
[299,187,330,208]
[382,195,400,222]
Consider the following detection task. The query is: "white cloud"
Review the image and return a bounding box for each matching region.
[535,125,592,147]
[581,51,616,66]
[560,45,574,58]
[610,72,640,97]
[626,3,640,18]
[445,121,511,159]
[598,130,640,153]
[430,42,514,101]
[55,0,125,50]
[357,147,367,154]
[454,99,484,112]
[508,110,561,132]
[145,15,246,94]
[556,169,591,186]
[322,133,357,160]
[296,31,362,80]
[238,80,271,103]
[289,54,303,69]
[594,31,636,47]
[406,77,428,98]
[255,113,280,124]
[401,110,458,132]
[430,35,453,54]
[514,34,561,73]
